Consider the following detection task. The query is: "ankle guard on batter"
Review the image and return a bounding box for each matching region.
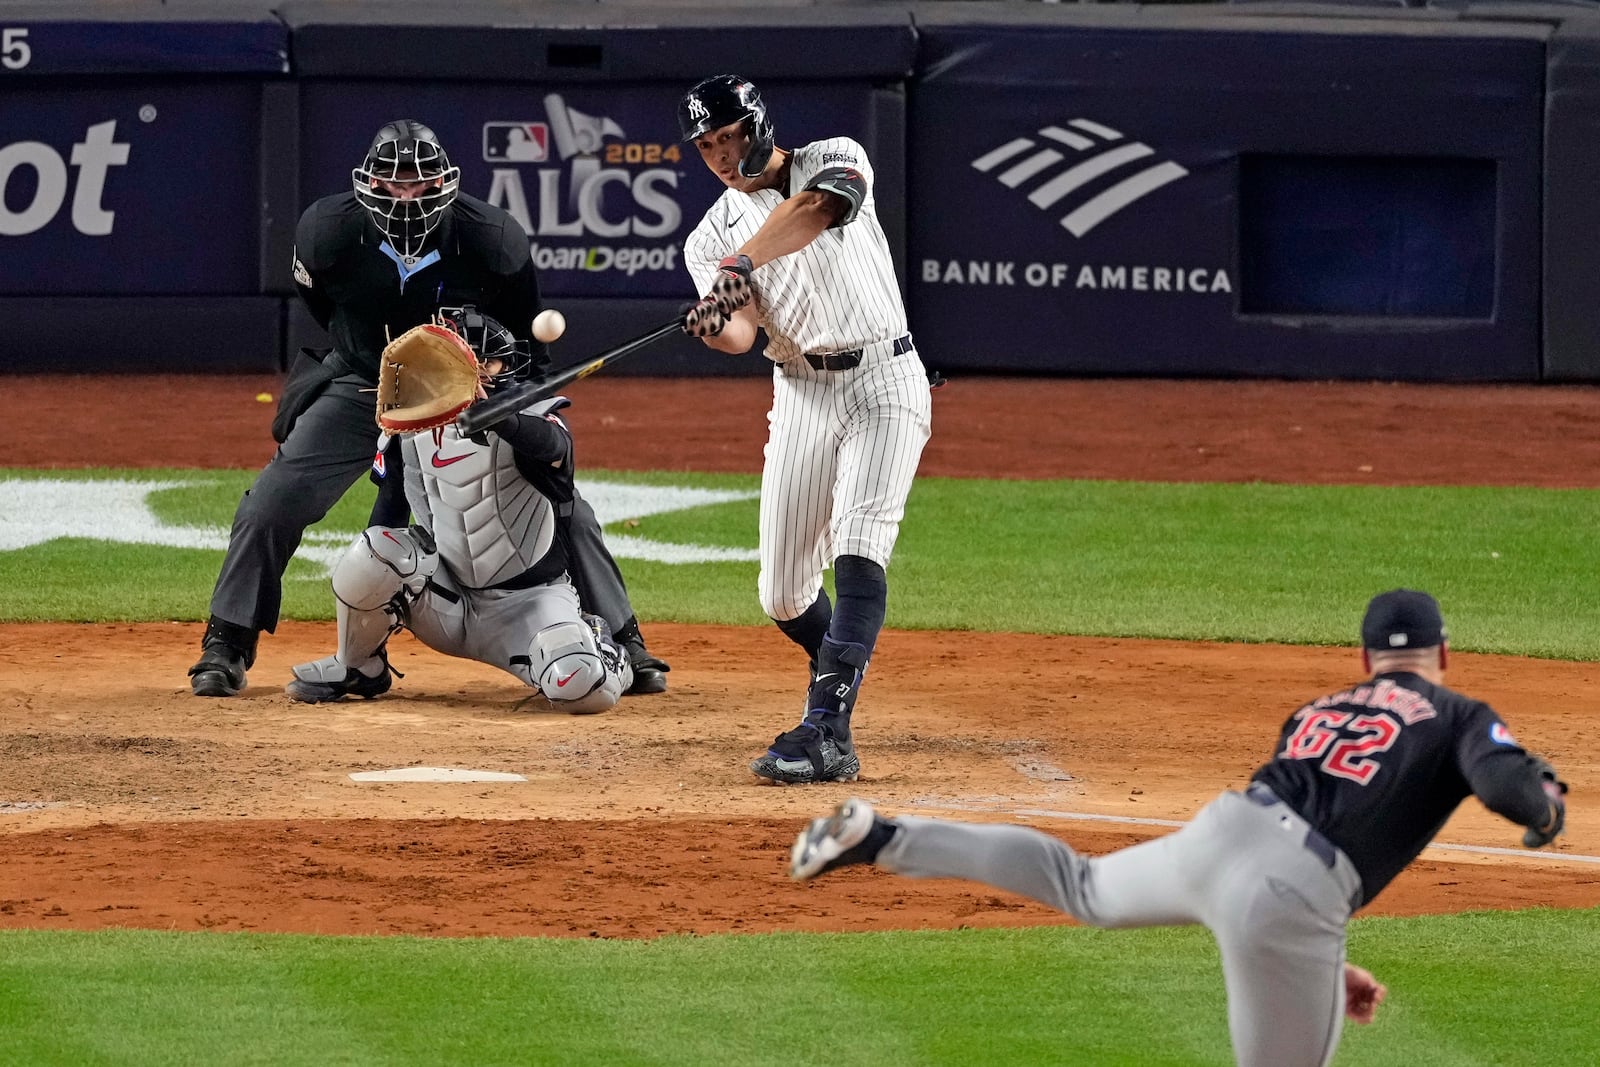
[805,636,870,720]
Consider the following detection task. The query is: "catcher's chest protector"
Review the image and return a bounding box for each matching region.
[409,427,558,588]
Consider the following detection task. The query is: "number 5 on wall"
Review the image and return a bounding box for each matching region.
[2,28,30,71]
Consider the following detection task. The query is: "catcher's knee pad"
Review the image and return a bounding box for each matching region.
[332,525,439,612]
[531,618,626,714]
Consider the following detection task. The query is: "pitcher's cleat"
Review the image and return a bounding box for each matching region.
[790,798,890,880]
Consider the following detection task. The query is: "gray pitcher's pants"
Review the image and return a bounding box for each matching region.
[879,791,1362,1067]
[210,376,376,633]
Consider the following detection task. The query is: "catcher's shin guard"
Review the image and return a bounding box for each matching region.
[287,654,394,704]
[329,524,438,668]
[528,615,630,714]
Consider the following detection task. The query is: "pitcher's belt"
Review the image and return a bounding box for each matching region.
[1245,781,1340,869]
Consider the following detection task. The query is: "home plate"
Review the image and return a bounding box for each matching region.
[349,767,527,783]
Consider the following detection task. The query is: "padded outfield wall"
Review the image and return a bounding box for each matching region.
[0,0,1598,380]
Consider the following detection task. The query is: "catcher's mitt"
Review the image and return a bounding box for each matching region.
[376,323,481,433]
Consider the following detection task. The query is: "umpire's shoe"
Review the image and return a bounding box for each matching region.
[790,798,897,880]
[188,616,258,697]
[751,711,859,785]
[624,641,670,696]
[285,655,392,704]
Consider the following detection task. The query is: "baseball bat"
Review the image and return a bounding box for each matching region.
[456,313,685,437]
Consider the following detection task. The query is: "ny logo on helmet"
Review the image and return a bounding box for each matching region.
[685,96,709,123]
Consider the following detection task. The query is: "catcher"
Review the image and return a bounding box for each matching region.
[189,119,669,699]
[285,308,632,713]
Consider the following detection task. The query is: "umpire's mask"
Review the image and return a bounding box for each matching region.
[353,120,461,261]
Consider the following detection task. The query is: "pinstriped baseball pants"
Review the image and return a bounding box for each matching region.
[757,349,932,621]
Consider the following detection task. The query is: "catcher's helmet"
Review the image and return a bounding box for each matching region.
[437,306,533,390]
[677,75,775,180]
[353,120,461,260]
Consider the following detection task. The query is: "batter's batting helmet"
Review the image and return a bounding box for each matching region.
[437,306,533,390]
[678,75,775,180]
[353,120,461,260]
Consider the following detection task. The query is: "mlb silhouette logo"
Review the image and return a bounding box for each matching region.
[483,123,550,163]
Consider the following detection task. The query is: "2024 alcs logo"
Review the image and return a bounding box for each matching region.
[0,120,128,236]
[480,94,682,277]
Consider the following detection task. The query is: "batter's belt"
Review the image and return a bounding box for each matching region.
[805,332,914,371]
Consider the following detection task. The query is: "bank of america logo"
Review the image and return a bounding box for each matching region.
[971,119,1188,237]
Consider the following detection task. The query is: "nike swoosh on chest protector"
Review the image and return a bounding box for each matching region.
[431,451,472,468]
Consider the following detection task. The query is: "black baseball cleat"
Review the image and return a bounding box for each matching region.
[625,646,670,696]
[188,618,257,697]
[751,712,859,785]
[189,652,247,697]
[285,655,392,703]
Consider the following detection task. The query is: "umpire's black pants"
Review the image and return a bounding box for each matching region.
[209,375,375,634]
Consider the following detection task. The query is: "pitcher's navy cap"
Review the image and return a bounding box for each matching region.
[1361,589,1447,650]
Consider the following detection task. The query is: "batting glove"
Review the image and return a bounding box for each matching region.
[682,296,727,338]
[711,254,754,316]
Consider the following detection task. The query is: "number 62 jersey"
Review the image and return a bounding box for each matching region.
[1250,669,1548,904]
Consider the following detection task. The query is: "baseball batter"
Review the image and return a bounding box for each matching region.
[286,309,632,713]
[791,589,1570,1066]
[677,74,933,785]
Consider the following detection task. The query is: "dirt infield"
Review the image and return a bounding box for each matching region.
[0,374,1596,938]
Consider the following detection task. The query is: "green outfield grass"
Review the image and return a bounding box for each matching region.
[2,466,1595,1064]
[2,468,1596,658]
[1,909,1595,1066]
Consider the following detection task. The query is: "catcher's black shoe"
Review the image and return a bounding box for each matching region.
[624,641,670,696]
[790,798,897,880]
[751,711,859,785]
[285,655,393,704]
[188,617,257,697]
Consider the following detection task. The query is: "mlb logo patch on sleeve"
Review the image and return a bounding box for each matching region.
[1489,722,1518,746]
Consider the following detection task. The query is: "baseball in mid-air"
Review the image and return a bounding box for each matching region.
[532,308,566,343]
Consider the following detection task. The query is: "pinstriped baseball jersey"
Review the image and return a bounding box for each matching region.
[685,138,907,364]
[684,136,931,621]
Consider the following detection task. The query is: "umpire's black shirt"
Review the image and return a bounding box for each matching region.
[292,192,548,383]
[1251,670,1553,905]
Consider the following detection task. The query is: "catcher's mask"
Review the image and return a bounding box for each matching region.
[437,306,533,390]
[353,120,461,260]
[678,74,775,180]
